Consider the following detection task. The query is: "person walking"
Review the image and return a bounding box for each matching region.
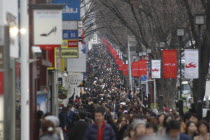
[68,110,89,140]
[84,107,116,140]
[39,119,60,140]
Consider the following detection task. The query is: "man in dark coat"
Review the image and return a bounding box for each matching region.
[68,110,89,140]
[83,107,116,140]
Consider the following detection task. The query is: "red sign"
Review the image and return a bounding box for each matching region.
[38,45,60,51]
[68,40,78,48]
[132,62,139,77]
[162,50,178,78]
[123,64,128,76]
[138,60,147,78]
[0,72,4,95]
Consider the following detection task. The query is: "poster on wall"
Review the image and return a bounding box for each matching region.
[37,93,48,113]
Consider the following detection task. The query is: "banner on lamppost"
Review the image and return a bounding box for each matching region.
[151,60,161,79]
[138,60,147,78]
[162,50,178,78]
[132,62,139,77]
[123,64,128,76]
[184,49,199,79]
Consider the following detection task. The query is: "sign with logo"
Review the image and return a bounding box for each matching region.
[62,21,78,30]
[63,30,78,40]
[53,0,81,21]
[61,48,78,58]
[162,50,177,78]
[34,9,62,47]
[151,60,161,79]
[68,40,78,48]
[184,49,199,79]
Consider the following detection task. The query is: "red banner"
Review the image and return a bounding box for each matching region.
[123,64,128,76]
[138,60,147,78]
[132,62,139,77]
[118,61,124,70]
[162,50,178,78]
[0,72,4,95]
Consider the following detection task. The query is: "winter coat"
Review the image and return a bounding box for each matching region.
[68,120,89,140]
[83,122,116,140]
[39,134,59,140]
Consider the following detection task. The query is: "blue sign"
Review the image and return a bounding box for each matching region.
[53,0,81,20]
[63,30,78,39]
[141,75,147,81]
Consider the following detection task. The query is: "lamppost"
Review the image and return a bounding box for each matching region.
[177,28,185,116]
[194,14,205,119]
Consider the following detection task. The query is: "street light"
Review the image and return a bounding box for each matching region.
[194,14,205,119]
[177,28,185,116]
[195,14,205,25]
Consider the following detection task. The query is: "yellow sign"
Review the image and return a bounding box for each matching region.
[61,48,78,58]
[48,48,61,70]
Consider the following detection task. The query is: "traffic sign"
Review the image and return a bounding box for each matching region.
[63,30,78,40]
[141,75,147,81]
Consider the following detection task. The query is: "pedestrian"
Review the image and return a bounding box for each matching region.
[194,120,210,140]
[39,119,59,140]
[165,119,191,140]
[129,119,146,140]
[185,121,198,139]
[68,110,89,140]
[83,106,116,140]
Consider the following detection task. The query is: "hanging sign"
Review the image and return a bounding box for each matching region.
[132,62,139,77]
[33,9,62,48]
[0,72,4,95]
[184,49,199,79]
[53,0,81,21]
[162,50,177,78]
[123,64,128,76]
[138,60,147,78]
[151,60,161,79]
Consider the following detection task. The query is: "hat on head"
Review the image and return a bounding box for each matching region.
[132,119,146,130]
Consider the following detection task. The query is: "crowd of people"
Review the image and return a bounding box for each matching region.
[37,45,210,140]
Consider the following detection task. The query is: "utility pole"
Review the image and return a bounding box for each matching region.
[20,0,30,140]
[128,40,132,92]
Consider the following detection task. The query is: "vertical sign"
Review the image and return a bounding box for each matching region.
[0,72,4,95]
[123,64,128,76]
[132,62,139,77]
[184,49,199,79]
[151,60,161,79]
[162,50,178,78]
[138,60,147,78]
[33,9,62,47]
